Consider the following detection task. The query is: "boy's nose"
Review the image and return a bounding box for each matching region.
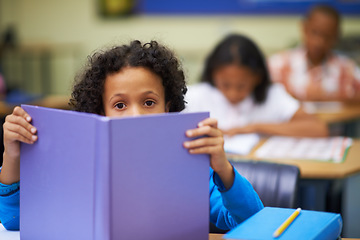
[127,106,143,117]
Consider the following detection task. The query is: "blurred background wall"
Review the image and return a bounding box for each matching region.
[0,0,359,96]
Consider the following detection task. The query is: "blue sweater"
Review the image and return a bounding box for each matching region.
[0,167,263,231]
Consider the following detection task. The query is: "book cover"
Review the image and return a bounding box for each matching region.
[224,207,342,240]
[20,105,210,240]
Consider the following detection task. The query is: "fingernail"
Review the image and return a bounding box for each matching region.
[186,130,192,137]
[32,135,37,141]
[26,116,31,121]
[31,128,36,133]
[198,122,203,127]
[184,142,190,148]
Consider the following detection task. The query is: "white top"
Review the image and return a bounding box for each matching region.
[0,224,19,240]
[183,83,300,130]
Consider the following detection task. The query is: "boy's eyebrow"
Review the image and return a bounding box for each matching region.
[109,91,161,101]
[109,93,126,102]
[142,91,161,97]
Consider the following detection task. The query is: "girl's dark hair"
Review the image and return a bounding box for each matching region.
[201,34,271,104]
[70,40,187,114]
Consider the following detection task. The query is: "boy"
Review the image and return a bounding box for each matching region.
[268,4,360,102]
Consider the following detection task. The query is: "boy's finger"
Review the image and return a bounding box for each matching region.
[186,125,220,138]
[5,122,37,143]
[187,145,223,155]
[184,137,221,149]
[5,115,37,134]
[5,130,36,144]
[13,106,32,122]
[198,118,218,128]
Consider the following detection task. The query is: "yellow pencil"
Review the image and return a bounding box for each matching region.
[273,208,301,238]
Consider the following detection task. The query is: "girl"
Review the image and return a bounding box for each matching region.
[0,40,263,231]
[185,34,329,137]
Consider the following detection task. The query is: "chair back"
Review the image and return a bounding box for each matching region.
[210,160,300,233]
[232,160,300,208]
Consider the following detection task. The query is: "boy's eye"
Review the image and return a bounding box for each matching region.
[144,100,155,107]
[115,102,126,109]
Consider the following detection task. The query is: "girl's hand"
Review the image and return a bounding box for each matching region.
[3,106,37,159]
[183,118,234,189]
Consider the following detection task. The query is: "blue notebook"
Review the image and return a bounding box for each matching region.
[20,105,210,240]
[225,207,342,240]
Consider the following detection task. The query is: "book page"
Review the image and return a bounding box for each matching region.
[224,134,260,155]
[255,136,352,163]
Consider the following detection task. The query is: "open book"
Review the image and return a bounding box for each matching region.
[255,136,352,163]
[20,105,210,240]
[224,133,260,155]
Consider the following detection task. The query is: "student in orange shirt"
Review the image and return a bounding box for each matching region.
[268,4,360,102]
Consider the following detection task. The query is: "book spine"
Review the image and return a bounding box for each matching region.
[94,118,111,240]
[314,215,343,240]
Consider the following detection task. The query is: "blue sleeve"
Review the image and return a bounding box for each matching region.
[0,171,20,231]
[209,167,264,230]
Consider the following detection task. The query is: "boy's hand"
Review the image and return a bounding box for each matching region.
[3,106,37,159]
[184,118,234,189]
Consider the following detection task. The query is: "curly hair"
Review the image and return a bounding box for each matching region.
[201,34,271,104]
[70,40,187,115]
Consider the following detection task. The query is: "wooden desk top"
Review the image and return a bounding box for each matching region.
[229,139,360,179]
[0,95,70,116]
[307,102,360,124]
[209,234,223,240]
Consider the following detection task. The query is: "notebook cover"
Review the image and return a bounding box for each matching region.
[20,105,210,240]
[225,207,342,240]
[20,105,99,240]
[109,112,210,240]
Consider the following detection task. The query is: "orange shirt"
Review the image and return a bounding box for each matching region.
[268,47,360,101]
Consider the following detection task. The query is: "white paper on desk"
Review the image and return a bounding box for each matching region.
[302,101,343,114]
[255,136,352,163]
[224,134,260,155]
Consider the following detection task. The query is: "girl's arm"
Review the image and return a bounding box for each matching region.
[0,106,37,185]
[223,108,329,138]
[183,118,234,189]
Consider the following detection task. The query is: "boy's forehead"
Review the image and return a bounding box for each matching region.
[308,10,338,26]
[306,11,339,34]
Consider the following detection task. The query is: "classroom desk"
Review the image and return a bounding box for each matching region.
[29,95,70,110]
[228,138,360,238]
[313,102,360,124]
[229,138,360,179]
[304,102,360,137]
[0,95,70,116]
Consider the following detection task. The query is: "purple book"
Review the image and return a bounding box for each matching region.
[20,105,210,240]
